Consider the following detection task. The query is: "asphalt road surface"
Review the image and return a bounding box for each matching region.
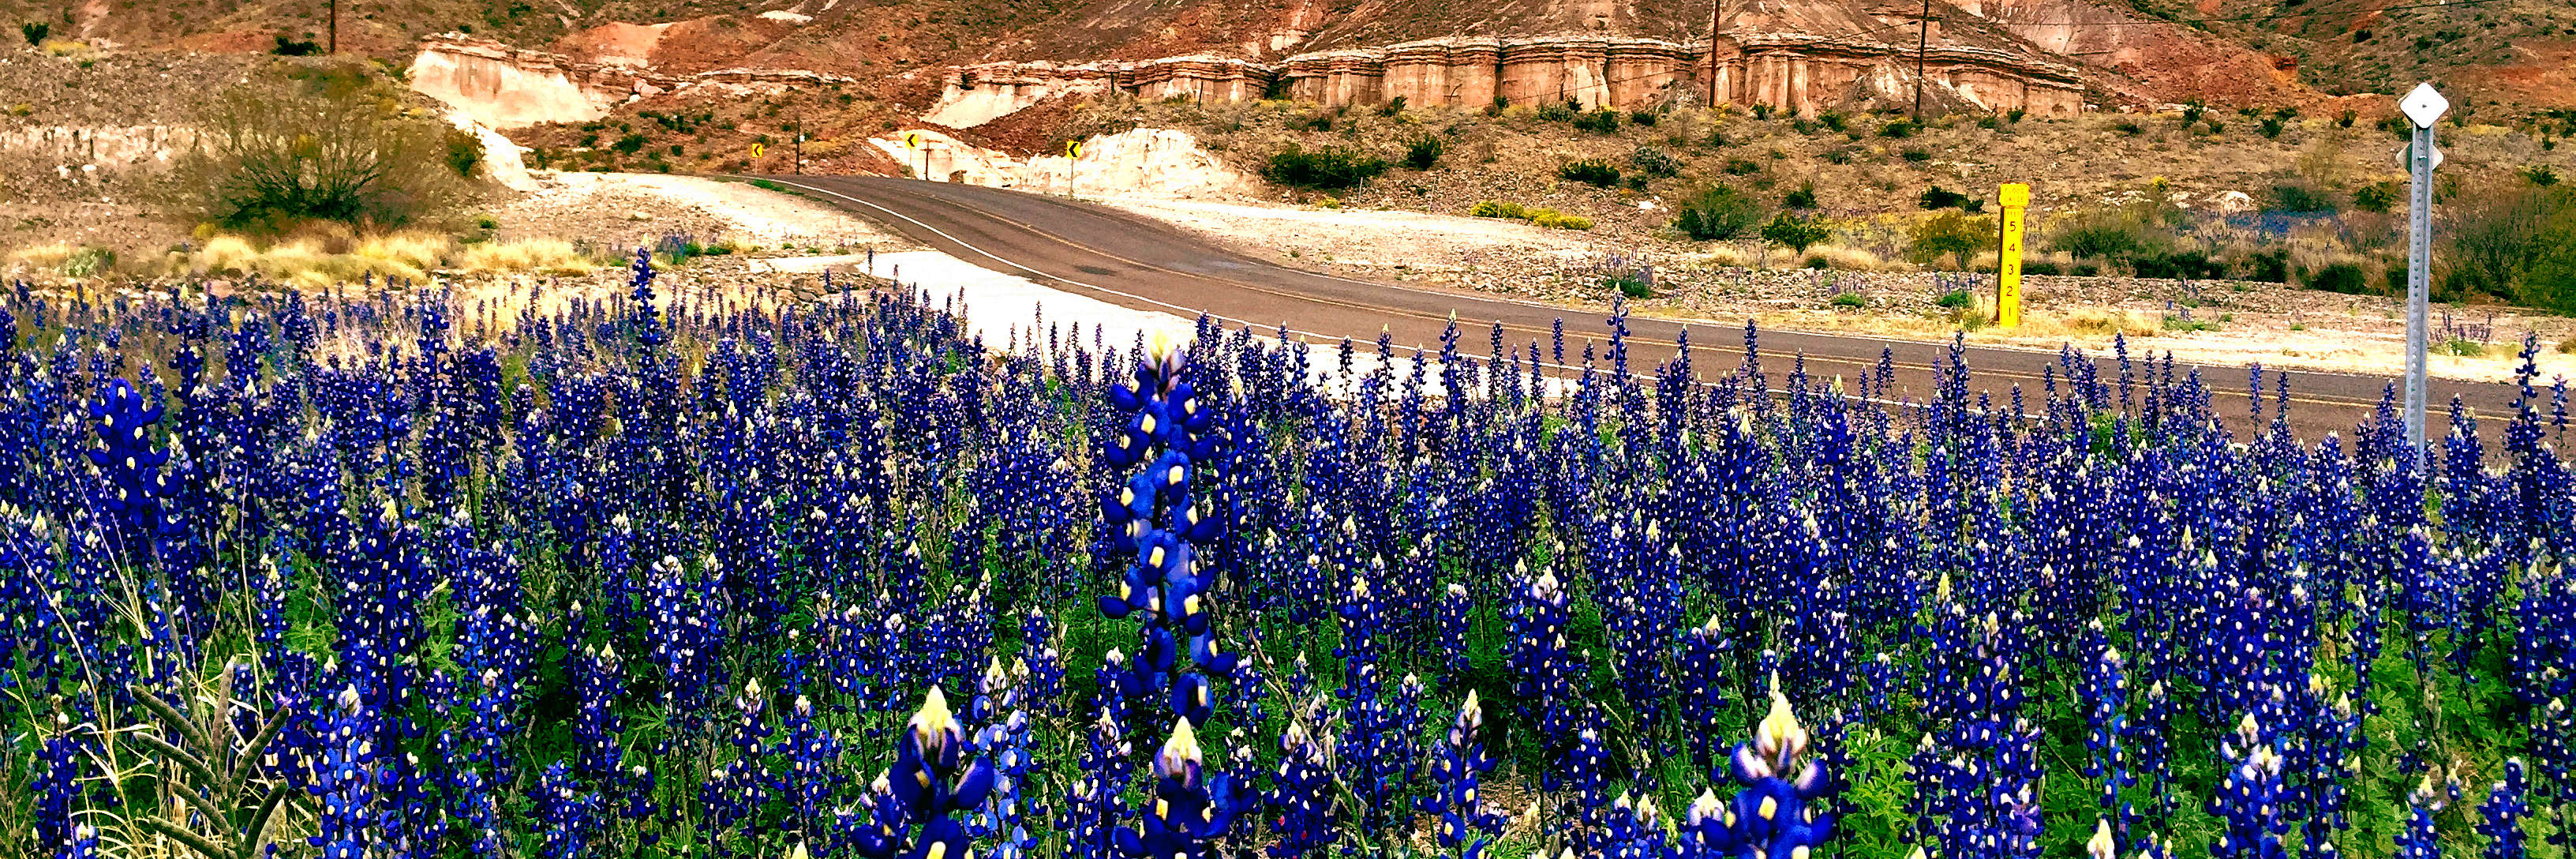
[756,174,2522,442]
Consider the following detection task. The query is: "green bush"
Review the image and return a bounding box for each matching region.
[1782,184,1818,209]
[1402,134,1445,171]
[1672,183,1765,240]
[2237,248,2290,283]
[1470,201,1529,219]
[1908,211,1995,269]
[2048,215,2153,260]
[1629,145,1681,178]
[1723,158,1761,175]
[1901,148,1931,162]
[1628,110,1659,126]
[2267,183,2335,214]
[2304,261,2373,294]
[1935,290,1974,309]
[21,22,47,44]
[2022,261,2063,276]
[167,66,474,230]
[1760,212,1830,254]
[1376,96,1408,117]
[1537,101,1579,123]
[1919,186,1971,210]
[1830,292,1866,308]
[1878,119,1919,138]
[2352,181,2402,212]
[1572,108,1622,133]
[1528,208,1593,230]
[1264,144,1387,189]
[1558,159,1622,187]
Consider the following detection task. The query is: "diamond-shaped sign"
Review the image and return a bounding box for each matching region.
[2396,141,2443,170]
[2400,82,2449,129]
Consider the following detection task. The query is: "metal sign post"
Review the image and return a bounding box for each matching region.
[1064,139,1083,197]
[903,131,927,180]
[1996,182,2029,328]
[2400,82,2447,451]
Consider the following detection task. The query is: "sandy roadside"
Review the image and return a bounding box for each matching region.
[490,172,918,253]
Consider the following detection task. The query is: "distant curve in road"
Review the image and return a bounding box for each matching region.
[753,174,2514,441]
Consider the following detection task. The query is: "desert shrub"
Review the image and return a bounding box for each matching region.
[1782,183,1818,209]
[1878,119,1919,138]
[1818,111,1848,132]
[2115,120,2144,136]
[271,34,321,55]
[1572,108,1622,133]
[2258,117,2286,138]
[2304,260,2373,294]
[1402,134,1444,171]
[1900,148,1932,162]
[1558,159,1622,186]
[1822,148,1853,165]
[1628,145,1681,178]
[21,22,46,44]
[1909,212,1996,270]
[2529,165,2562,187]
[1628,110,1658,126]
[1831,292,1866,307]
[2180,100,2206,126]
[1264,144,1386,189]
[1537,101,1579,123]
[1919,186,1971,210]
[1672,183,1765,240]
[2007,107,2027,123]
[1376,96,1408,117]
[167,65,474,231]
[1527,208,1593,230]
[1760,212,1831,254]
[2352,181,2402,212]
[1935,290,1975,309]
[1470,201,1589,230]
[2047,213,2155,261]
[1299,111,1335,131]
[2236,247,2290,282]
[1723,158,1761,175]
[2267,183,2335,214]
[2022,261,2063,276]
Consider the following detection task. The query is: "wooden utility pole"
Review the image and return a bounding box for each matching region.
[1708,0,1722,106]
[1912,0,1930,119]
[328,0,338,54]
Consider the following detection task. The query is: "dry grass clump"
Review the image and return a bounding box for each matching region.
[1800,244,1896,272]
[172,231,597,287]
[454,238,598,275]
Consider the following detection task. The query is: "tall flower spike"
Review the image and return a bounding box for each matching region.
[852,687,998,859]
[1118,718,1238,859]
[1683,688,1837,859]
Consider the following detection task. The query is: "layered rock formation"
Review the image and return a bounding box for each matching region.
[920,6,2090,129]
[409,35,852,129]
[863,129,1246,197]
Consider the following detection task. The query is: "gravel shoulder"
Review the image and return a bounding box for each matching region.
[1099,193,2576,385]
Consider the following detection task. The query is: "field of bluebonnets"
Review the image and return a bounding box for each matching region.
[1,247,2573,859]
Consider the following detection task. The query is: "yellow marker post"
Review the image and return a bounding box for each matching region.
[749,142,766,159]
[1996,182,2030,329]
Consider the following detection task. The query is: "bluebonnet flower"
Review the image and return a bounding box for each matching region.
[1064,708,1131,859]
[2210,713,2290,859]
[2481,760,2527,859]
[1425,691,1507,855]
[1118,718,1240,859]
[851,687,997,859]
[1097,331,1240,730]
[1677,688,1837,859]
[1265,719,1336,858]
[971,659,1039,859]
[2398,778,2446,859]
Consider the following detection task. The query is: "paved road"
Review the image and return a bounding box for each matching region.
[756,174,2519,441]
